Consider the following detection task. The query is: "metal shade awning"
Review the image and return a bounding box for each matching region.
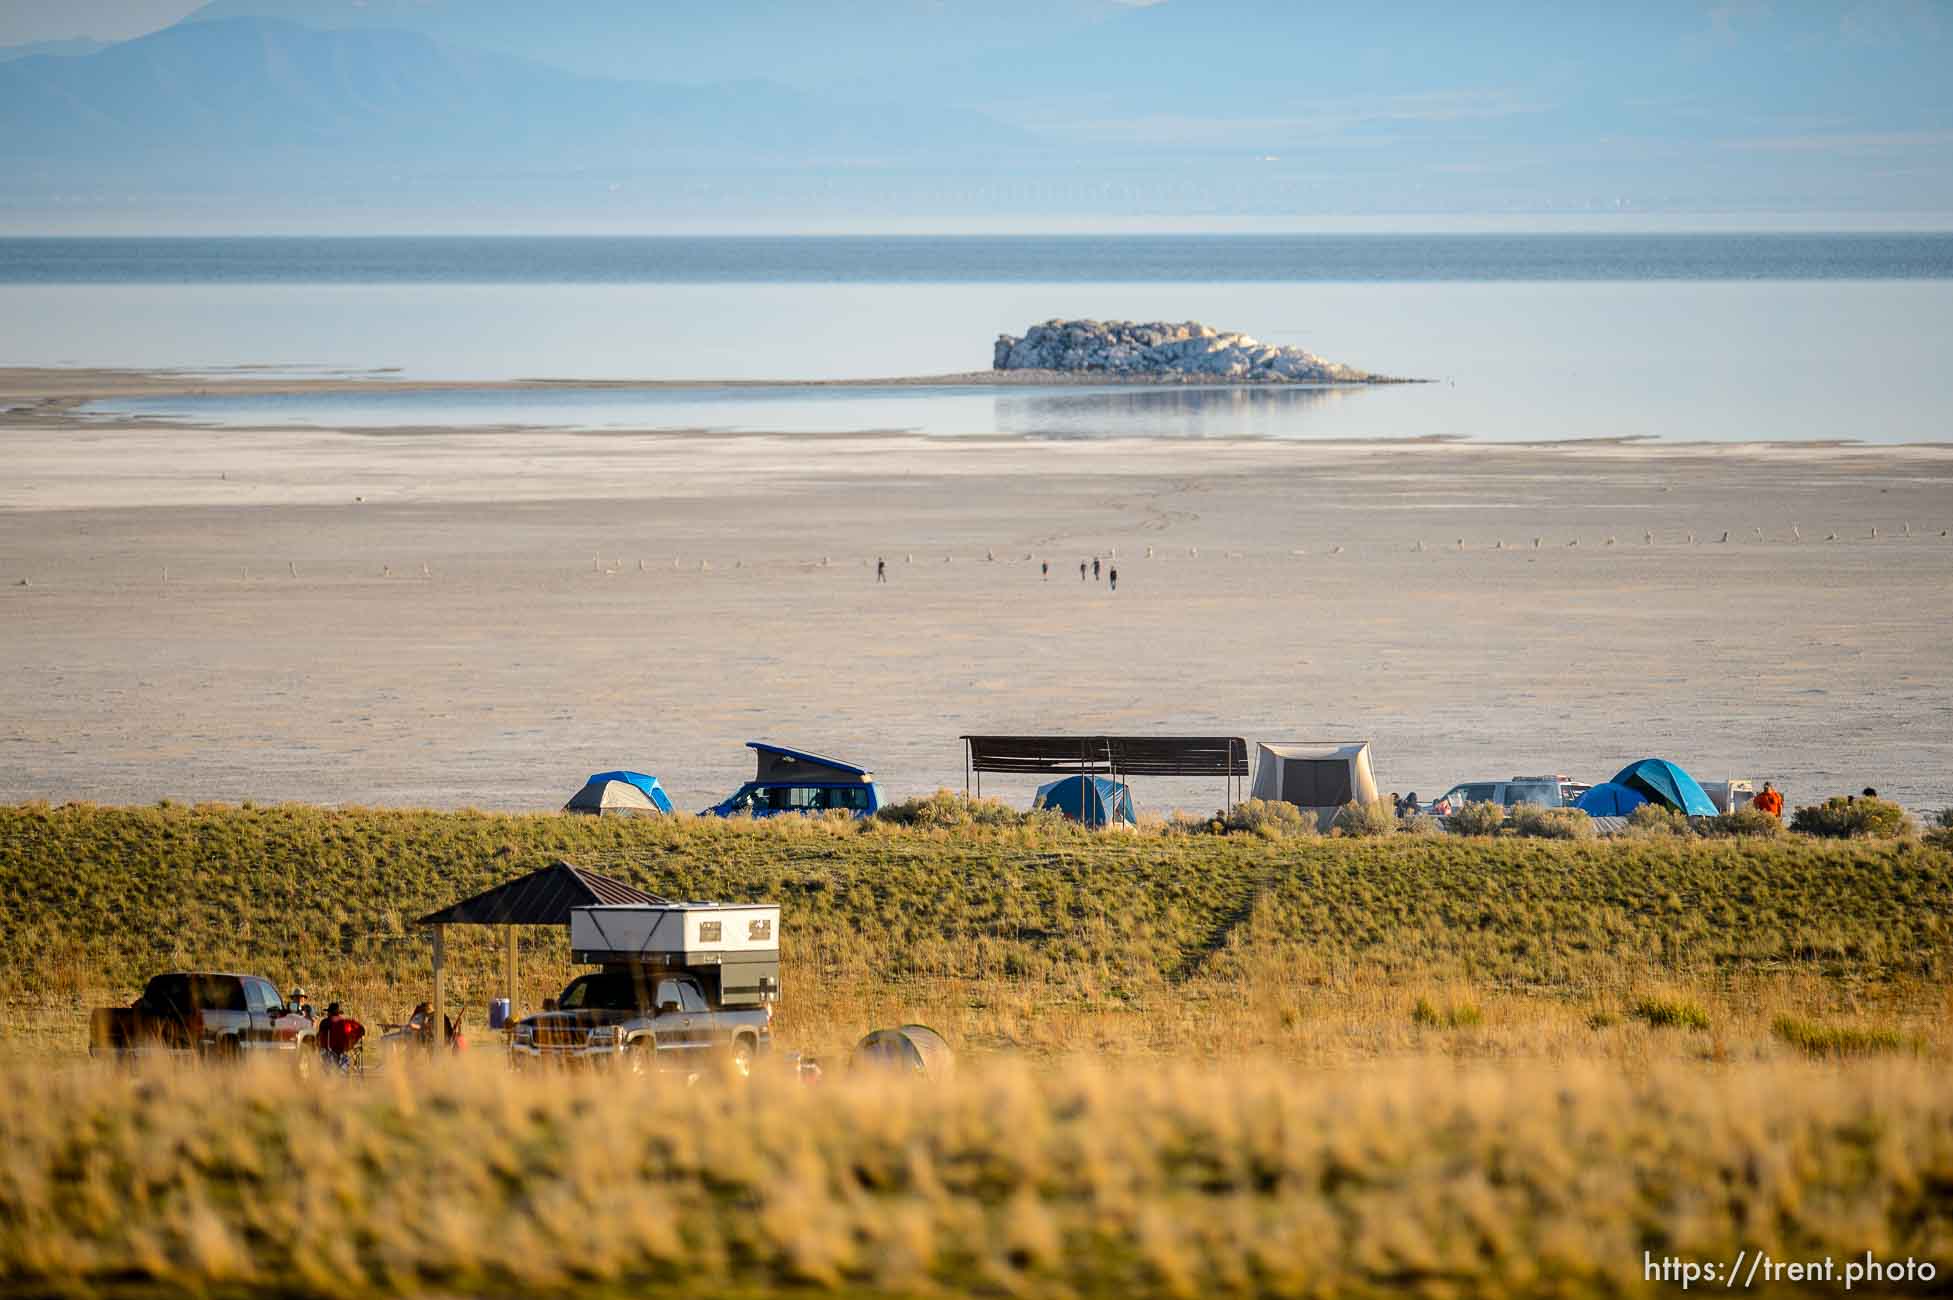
[961,735,1248,777]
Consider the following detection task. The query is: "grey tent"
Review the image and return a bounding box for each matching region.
[1250,740,1380,829]
[851,1024,954,1080]
[564,771,673,816]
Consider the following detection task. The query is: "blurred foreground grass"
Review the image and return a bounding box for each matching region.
[2,1056,1950,1298]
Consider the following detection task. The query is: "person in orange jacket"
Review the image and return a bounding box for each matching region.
[1752,782,1784,817]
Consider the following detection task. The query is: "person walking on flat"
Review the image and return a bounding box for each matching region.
[876,557,886,583]
[1093,557,1101,580]
[1109,566,1118,592]
[1080,561,1087,581]
[1041,561,1048,580]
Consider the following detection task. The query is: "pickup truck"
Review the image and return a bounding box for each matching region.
[508,967,770,1076]
[89,971,316,1066]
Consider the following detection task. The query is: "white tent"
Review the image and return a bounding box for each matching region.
[1250,741,1379,827]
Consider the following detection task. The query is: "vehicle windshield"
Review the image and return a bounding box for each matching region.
[555,970,644,1012]
[1505,783,1560,807]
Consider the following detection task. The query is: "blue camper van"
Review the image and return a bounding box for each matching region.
[703,742,885,819]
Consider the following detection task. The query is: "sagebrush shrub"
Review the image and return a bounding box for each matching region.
[1510,805,1594,840]
[1220,798,1317,839]
[1772,1014,1915,1059]
[1332,799,1397,838]
[1791,796,1911,839]
[1447,801,1505,836]
[1626,804,1692,836]
[1411,995,1483,1029]
[1631,995,1711,1031]
[877,790,1036,829]
[1701,807,1785,839]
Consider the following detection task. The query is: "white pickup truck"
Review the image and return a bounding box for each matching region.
[508,902,779,1075]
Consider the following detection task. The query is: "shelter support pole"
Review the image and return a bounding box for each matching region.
[431,924,446,1063]
[505,926,518,1016]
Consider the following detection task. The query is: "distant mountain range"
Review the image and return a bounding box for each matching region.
[1,17,1030,177]
[0,37,108,63]
[3,2,1950,226]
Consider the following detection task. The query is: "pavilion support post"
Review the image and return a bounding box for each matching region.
[505,926,518,1016]
[430,924,446,1062]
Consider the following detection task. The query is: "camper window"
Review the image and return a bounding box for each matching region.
[827,785,871,812]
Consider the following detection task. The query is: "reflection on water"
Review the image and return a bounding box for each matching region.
[81,383,1385,441]
[995,384,1355,438]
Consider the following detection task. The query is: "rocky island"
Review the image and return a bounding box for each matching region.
[993,319,1391,383]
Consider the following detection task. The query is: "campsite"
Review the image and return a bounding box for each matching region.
[560,731,1788,837]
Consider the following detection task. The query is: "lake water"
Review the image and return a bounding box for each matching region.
[8,235,1953,442]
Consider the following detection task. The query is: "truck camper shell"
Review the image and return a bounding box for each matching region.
[569,903,781,1007]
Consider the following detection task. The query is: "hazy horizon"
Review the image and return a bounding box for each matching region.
[3,2,1950,232]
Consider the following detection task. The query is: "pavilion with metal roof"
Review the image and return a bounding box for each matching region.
[416,861,665,1050]
[960,735,1250,808]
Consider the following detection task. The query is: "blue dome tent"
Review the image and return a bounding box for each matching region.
[564,770,674,816]
[1610,758,1717,817]
[1034,775,1136,828]
[1574,781,1650,816]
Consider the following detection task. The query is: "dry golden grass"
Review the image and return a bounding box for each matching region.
[2,802,1950,1069]
[2,1055,1951,1298]
[3,803,1952,1295]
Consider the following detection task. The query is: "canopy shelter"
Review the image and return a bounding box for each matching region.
[961,735,1249,808]
[1610,758,1718,817]
[1575,781,1650,816]
[416,861,666,1059]
[1249,740,1379,829]
[1034,774,1137,828]
[564,771,673,816]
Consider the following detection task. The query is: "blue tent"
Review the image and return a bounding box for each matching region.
[1034,775,1136,828]
[1610,758,1717,817]
[566,770,674,815]
[1575,781,1650,816]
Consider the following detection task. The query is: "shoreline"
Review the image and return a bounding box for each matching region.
[4,367,1950,457]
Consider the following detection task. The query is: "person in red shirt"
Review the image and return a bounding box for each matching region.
[316,1002,365,1067]
[1752,782,1784,818]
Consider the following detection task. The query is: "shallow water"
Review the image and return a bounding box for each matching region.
[8,236,1953,442]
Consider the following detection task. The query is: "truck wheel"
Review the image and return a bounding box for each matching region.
[208,1037,241,1067]
[293,1041,315,1080]
[727,1036,755,1080]
[624,1040,655,1078]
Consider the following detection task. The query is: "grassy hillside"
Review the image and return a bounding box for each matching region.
[3,802,1948,1062]
[3,802,1950,1297]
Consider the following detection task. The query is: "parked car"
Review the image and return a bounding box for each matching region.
[90,971,316,1067]
[703,741,884,819]
[508,968,771,1075]
[1429,775,1587,815]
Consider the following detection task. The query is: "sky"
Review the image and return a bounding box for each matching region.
[0,0,199,43]
[2,1,1950,230]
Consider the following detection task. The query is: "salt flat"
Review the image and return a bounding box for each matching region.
[2,370,1950,813]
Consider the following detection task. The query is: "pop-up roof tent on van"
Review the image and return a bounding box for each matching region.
[703,741,884,818]
[1250,740,1379,828]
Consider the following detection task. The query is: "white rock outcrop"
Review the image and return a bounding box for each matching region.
[993,319,1379,382]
